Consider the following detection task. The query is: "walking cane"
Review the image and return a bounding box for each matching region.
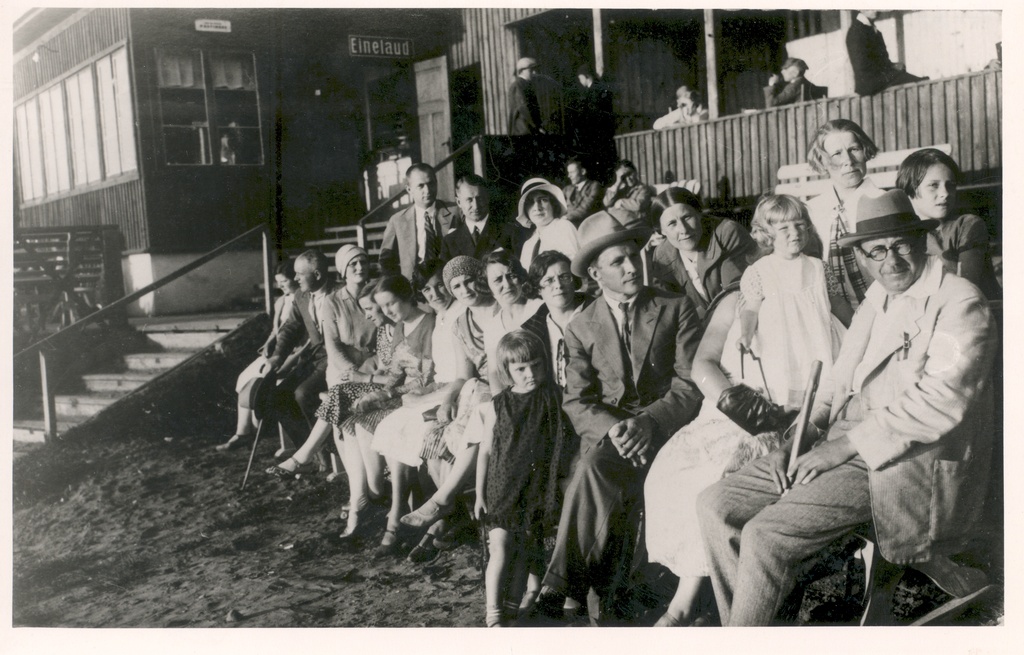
[240,370,278,491]
[785,360,823,481]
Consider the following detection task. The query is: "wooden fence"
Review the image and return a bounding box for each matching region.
[614,69,1001,206]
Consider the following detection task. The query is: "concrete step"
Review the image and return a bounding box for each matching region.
[55,393,123,419]
[81,371,158,393]
[144,330,226,351]
[13,420,82,444]
[122,351,194,371]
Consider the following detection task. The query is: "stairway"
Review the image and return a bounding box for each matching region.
[14,313,253,443]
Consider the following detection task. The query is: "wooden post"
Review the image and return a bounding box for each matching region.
[893,11,907,67]
[261,229,273,316]
[592,8,605,77]
[39,350,57,442]
[703,9,719,120]
[472,137,484,178]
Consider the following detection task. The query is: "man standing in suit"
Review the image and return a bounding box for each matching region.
[508,57,543,136]
[441,174,516,260]
[562,158,603,227]
[846,10,925,96]
[698,190,997,625]
[535,212,704,623]
[266,249,336,442]
[379,163,461,283]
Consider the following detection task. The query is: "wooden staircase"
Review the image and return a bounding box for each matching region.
[13,314,253,443]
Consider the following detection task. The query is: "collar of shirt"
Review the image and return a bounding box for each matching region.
[575,180,588,192]
[602,292,636,335]
[415,203,437,222]
[856,12,874,28]
[466,216,488,233]
[863,255,942,313]
[403,312,427,334]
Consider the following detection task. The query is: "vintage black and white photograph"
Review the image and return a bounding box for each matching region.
[7,2,1012,648]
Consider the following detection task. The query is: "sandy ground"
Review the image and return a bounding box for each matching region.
[12,401,1004,631]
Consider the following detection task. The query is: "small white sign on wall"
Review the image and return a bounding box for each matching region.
[195,19,231,33]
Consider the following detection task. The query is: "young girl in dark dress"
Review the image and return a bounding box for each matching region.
[474,330,574,626]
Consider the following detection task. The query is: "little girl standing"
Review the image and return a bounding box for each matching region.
[474,330,574,627]
[736,194,849,408]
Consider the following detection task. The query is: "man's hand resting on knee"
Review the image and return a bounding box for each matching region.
[608,414,658,467]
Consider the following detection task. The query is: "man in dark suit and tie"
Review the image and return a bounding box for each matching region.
[846,10,925,96]
[379,163,461,283]
[535,212,704,623]
[562,158,604,227]
[441,174,517,260]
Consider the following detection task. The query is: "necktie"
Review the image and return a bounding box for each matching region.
[471,225,480,246]
[618,302,632,352]
[309,295,321,335]
[421,209,436,263]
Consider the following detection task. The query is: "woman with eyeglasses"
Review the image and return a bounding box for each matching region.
[804,119,881,308]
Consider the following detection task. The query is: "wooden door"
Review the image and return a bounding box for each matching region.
[414,56,453,201]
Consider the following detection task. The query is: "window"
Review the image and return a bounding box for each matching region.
[210,52,263,165]
[39,84,72,194]
[156,48,211,165]
[14,45,137,203]
[15,99,45,201]
[65,67,103,187]
[96,48,137,175]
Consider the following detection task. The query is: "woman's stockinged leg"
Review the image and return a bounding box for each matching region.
[657,576,706,626]
[337,427,368,538]
[433,444,479,506]
[288,418,333,466]
[354,424,386,497]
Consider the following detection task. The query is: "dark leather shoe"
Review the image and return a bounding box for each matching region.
[531,587,567,619]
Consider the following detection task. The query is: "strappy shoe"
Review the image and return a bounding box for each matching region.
[399,498,453,529]
[373,525,402,559]
[215,434,248,451]
[265,457,315,479]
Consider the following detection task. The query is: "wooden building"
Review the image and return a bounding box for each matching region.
[13,8,1001,316]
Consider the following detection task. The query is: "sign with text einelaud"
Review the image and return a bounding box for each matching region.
[348,35,413,59]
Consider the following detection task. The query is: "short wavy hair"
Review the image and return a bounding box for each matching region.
[750,194,814,254]
[896,148,961,198]
[373,275,416,305]
[482,247,535,299]
[527,250,578,299]
[806,119,878,175]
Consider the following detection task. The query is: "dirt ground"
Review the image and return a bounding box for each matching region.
[11,403,1004,632]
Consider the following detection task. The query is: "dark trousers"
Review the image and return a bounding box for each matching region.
[274,357,327,440]
[542,437,647,618]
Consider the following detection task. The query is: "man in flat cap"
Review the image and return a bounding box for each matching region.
[535,211,704,623]
[508,57,543,136]
[698,189,997,625]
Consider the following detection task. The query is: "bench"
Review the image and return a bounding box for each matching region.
[774,144,952,201]
[14,226,124,338]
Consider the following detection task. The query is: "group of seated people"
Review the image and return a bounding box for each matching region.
[218,116,1001,628]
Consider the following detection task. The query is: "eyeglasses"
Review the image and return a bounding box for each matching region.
[539,272,575,289]
[858,241,916,261]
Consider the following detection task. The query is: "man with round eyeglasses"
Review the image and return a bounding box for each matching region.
[698,189,998,625]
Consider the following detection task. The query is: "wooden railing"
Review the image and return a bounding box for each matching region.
[14,224,276,442]
[614,69,1001,206]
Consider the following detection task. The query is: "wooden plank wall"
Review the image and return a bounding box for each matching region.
[615,70,1001,205]
[15,180,148,252]
[448,8,547,136]
[13,8,130,101]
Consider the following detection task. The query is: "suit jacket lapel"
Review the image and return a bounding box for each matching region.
[851,296,925,394]
[589,300,628,383]
[629,289,662,385]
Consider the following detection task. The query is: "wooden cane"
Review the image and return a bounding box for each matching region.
[786,360,823,480]
[240,416,268,491]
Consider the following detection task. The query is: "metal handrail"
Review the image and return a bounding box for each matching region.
[15,223,272,361]
[358,134,484,228]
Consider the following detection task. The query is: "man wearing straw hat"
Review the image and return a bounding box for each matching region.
[534,211,704,623]
[698,189,997,625]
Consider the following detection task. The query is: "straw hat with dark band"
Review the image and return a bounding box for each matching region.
[836,189,938,248]
[517,178,568,223]
[570,210,652,277]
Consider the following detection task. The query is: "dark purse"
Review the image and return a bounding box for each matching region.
[716,383,797,436]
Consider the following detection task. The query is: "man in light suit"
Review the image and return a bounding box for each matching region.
[441,173,517,260]
[536,211,704,622]
[698,190,997,626]
[562,158,603,227]
[378,163,461,284]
